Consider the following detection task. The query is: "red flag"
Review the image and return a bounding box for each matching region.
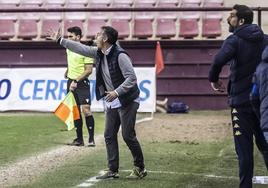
[155,41,164,74]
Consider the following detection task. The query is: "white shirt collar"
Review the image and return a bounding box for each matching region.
[102,45,113,55]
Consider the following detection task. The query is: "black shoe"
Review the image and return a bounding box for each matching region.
[96,170,119,179]
[88,141,95,147]
[67,139,84,146]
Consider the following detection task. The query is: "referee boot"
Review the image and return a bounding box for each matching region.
[68,138,84,146]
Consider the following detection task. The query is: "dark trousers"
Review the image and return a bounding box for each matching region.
[231,106,268,188]
[104,102,145,172]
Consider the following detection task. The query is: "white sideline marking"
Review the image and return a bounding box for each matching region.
[122,170,237,179]
[136,112,154,124]
[76,169,238,187]
[136,116,154,124]
[252,176,268,184]
[77,170,105,187]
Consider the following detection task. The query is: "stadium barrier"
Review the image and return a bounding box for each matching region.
[0,67,156,112]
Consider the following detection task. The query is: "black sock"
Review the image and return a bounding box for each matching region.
[86,115,95,142]
[74,118,83,142]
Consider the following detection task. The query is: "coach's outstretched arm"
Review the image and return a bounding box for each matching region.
[47,28,98,58]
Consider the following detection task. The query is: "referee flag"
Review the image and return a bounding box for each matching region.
[155,41,164,75]
[54,92,80,131]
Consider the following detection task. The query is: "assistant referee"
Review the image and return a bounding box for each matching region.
[65,26,95,147]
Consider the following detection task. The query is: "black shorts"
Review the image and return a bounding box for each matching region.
[67,79,91,105]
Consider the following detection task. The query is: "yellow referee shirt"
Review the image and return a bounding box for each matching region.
[66,49,94,79]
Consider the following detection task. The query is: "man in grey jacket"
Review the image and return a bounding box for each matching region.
[49,26,147,179]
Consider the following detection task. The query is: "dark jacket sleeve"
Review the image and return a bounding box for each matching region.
[208,35,238,82]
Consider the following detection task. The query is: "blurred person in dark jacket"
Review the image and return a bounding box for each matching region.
[208,4,268,188]
[251,46,268,143]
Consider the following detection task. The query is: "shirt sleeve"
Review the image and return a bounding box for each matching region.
[115,53,137,96]
[60,38,98,58]
[84,57,94,65]
[208,35,238,82]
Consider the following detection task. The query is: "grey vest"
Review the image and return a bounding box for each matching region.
[95,45,140,106]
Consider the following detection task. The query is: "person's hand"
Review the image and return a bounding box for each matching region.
[105,91,118,102]
[69,81,77,91]
[210,80,225,93]
[46,27,62,41]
